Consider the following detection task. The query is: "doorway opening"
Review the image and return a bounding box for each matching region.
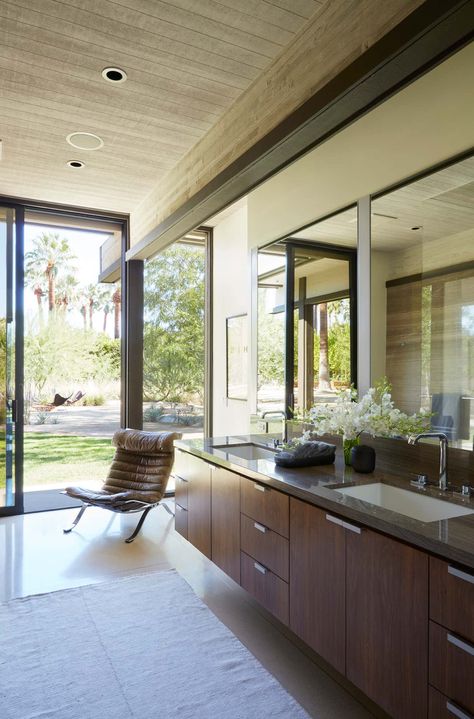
[22,213,124,513]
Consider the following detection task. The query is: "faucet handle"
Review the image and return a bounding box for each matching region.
[410,474,428,487]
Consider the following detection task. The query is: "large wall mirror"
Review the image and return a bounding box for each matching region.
[370,155,474,451]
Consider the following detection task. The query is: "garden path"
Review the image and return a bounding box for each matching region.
[26,400,203,439]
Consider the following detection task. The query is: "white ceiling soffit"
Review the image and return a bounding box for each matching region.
[0,0,321,211]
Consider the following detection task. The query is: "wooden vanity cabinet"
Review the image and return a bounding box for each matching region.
[289,500,346,674]
[290,497,429,719]
[346,525,429,719]
[174,451,474,719]
[211,466,241,583]
[174,450,211,558]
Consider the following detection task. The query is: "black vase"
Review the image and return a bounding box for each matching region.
[351,444,376,473]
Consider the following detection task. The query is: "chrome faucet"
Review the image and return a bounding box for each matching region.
[408,432,449,491]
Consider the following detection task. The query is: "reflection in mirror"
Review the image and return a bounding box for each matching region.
[257,244,286,418]
[291,244,353,412]
[256,206,357,423]
[371,155,474,450]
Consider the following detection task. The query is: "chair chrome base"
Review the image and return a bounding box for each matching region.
[63,503,89,534]
[63,500,174,543]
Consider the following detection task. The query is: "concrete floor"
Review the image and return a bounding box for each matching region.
[0,505,374,719]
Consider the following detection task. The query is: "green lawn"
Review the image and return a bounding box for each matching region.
[24,433,115,487]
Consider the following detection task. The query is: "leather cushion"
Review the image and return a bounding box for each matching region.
[113,428,182,454]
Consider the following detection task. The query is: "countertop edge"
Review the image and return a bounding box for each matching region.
[174,439,474,571]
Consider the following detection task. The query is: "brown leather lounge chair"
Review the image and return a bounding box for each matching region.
[63,428,182,543]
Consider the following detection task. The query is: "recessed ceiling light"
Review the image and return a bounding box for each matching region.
[102,67,127,83]
[66,132,104,150]
[67,160,85,168]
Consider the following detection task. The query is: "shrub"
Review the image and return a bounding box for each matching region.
[143,404,164,422]
[82,394,105,406]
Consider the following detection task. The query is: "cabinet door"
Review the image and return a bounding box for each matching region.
[289,499,346,674]
[346,527,429,719]
[186,454,211,558]
[211,466,240,583]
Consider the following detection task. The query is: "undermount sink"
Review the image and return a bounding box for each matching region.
[334,482,474,523]
[211,442,276,461]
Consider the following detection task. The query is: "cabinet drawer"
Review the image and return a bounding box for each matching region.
[175,503,188,540]
[429,621,474,716]
[175,475,188,510]
[429,686,474,719]
[430,558,474,644]
[241,513,289,581]
[241,479,289,537]
[240,551,289,625]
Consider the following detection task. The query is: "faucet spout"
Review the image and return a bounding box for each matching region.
[408,432,449,490]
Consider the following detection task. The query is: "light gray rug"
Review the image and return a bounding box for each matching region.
[0,570,310,719]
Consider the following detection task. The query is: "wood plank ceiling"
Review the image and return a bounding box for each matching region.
[0,0,322,212]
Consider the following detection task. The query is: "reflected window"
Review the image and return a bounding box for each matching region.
[256,206,357,419]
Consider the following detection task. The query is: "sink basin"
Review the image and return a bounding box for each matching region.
[334,483,474,523]
[211,443,276,461]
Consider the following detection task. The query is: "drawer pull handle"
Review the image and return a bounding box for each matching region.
[342,520,361,534]
[326,514,343,526]
[448,565,474,585]
[448,633,474,657]
[447,699,473,719]
[253,483,266,492]
[254,522,267,533]
[254,561,267,575]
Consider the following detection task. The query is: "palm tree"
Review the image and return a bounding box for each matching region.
[75,287,91,330]
[55,274,79,313]
[112,285,121,339]
[318,302,330,391]
[84,283,103,331]
[25,232,77,313]
[24,264,47,327]
[98,286,114,333]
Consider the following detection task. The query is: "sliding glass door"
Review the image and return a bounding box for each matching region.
[0,206,23,515]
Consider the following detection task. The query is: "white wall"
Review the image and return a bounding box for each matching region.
[247,43,474,249]
[212,203,251,436]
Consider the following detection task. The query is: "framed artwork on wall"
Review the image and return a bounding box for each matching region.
[226,314,248,401]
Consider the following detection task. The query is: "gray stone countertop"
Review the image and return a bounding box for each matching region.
[174,434,474,570]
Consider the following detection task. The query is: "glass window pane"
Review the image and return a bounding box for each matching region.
[143,242,205,451]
